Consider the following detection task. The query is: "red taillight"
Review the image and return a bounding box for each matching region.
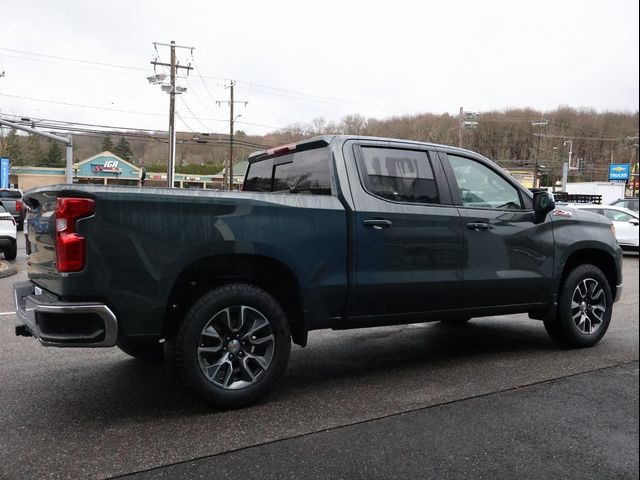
[55,197,95,273]
[16,201,22,213]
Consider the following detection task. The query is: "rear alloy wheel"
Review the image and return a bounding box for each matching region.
[174,284,291,408]
[544,264,612,348]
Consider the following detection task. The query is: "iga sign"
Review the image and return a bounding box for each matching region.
[608,164,630,182]
[93,160,122,174]
[0,157,9,188]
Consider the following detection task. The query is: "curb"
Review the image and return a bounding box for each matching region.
[0,261,18,279]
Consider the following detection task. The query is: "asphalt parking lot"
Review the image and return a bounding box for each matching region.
[0,235,638,480]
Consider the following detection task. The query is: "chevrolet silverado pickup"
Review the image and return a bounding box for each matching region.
[14,135,623,408]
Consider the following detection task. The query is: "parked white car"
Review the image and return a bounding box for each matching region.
[0,201,18,260]
[574,204,639,253]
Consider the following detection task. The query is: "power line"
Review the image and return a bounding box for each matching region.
[1,111,274,148]
[179,96,216,133]
[0,113,165,134]
[0,53,144,77]
[0,92,167,117]
[190,55,219,107]
[1,47,417,116]
[1,119,272,150]
[175,112,196,133]
[534,133,627,142]
[0,47,147,71]
[185,77,217,113]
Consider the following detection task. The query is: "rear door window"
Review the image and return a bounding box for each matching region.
[357,147,439,204]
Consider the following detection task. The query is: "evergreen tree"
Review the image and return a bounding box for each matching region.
[22,134,46,166]
[113,136,133,161]
[46,140,63,166]
[102,135,114,152]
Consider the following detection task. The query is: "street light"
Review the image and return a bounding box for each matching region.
[561,140,573,191]
[563,140,573,168]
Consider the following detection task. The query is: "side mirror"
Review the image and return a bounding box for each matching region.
[630,218,639,226]
[533,191,555,223]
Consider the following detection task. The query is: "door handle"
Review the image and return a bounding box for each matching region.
[466,222,492,231]
[363,219,393,230]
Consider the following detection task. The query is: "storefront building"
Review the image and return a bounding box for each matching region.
[9,151,225,191]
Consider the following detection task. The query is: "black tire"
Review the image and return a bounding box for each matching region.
[118,338,165,362]
[440,317,471,325]
[173,283,291,408]
[544,264,613,348]
[3,241,17,260]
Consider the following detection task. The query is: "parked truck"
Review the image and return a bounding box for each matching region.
[0,188,25,230]
[564,182,626,206]
[14,136,623,407]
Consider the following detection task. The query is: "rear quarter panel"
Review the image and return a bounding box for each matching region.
[25,186,348,336]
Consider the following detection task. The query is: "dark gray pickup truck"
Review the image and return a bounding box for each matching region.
[14,135,623,407]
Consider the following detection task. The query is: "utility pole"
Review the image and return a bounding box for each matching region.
[531,120,548,188]
[150,41,193,188]
[458,107,464,148]
[229,81,235,191]
[217,81,247,190]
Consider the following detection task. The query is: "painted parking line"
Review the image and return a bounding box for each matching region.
[0,311,16,316]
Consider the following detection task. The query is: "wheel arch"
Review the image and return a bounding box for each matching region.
[162,254,307,347]
[559,248,619,300]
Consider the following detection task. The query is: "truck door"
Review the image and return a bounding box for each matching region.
[345,142,464,317]
[440,152,555,308]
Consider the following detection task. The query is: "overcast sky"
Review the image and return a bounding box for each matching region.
[1,0,638,136]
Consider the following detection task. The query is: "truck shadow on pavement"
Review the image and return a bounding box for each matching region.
[20,318,568,421]
[280,319,559,388]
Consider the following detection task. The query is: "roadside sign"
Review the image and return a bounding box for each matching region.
[0,157,9,189]
[608,164,630,182]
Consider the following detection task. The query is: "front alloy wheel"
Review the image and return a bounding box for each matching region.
[544,264,613,348]
[570,278,607,335]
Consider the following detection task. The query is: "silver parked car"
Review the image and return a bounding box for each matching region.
[574,204,639,253]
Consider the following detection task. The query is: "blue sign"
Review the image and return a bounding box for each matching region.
[609,164,630,182]
[0,157,9,189]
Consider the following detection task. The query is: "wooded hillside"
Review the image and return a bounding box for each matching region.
[2,106,638,183]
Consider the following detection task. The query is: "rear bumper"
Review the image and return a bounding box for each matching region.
[13,281,118,347]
